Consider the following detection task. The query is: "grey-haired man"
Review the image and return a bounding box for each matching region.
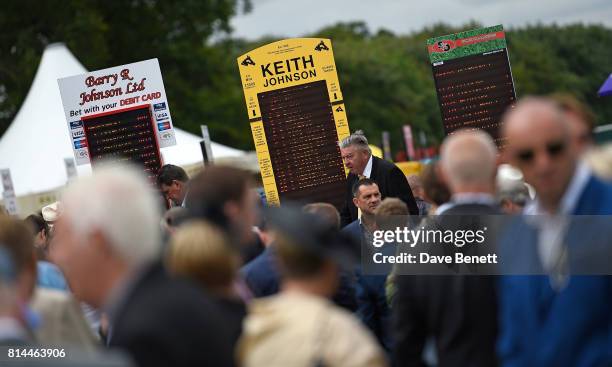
[339,130,418,227]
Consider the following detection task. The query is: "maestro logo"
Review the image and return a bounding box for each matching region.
[153,102,167,111]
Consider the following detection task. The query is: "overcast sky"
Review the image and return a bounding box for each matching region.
[230,0,612,40]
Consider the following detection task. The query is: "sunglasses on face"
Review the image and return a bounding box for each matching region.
[515,141,566,164]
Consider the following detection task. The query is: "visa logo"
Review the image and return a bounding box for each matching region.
[156,112,168,120]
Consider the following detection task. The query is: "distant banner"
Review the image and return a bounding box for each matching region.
[58,59,176,166]
[426,25,516,147]
[237,38,350,208]
[0,169,18,215]
[402,125,415,161]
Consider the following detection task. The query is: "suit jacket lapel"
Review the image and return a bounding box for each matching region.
[369,156,378,181]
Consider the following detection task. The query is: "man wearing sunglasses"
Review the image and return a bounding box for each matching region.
[498,97,612,367]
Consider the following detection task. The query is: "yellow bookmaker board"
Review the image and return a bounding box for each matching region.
[237,38,350,207]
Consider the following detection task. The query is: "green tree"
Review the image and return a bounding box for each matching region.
[0,0,251,145]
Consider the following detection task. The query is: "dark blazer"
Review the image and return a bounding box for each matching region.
[241,247,279,298]
[393,203,500,367]
[342,219,393,354]
[108,262,235,367]
[340,156,419,227]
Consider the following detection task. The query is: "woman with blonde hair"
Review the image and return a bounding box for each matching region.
[166,220,246,346]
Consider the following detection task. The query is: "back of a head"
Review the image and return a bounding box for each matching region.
[375,198,409,231]
[25,214,49,237]
[421,163,451,206]
[167,220,239,292]
[302,203,340,230]
[185,165,251,229]
[0,216,36,276]
[156,164,188,187]
[275,233,326,280]
[0,216,36,299]
[376,198,408,217]
[440,130,498,191]
[61,164,161,267]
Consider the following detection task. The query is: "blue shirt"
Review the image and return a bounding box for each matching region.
[36,261,68,291]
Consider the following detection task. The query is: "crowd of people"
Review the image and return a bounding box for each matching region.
[0,94,611,367]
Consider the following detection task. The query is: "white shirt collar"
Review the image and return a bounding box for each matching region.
[362,155,373,178]
[524,160,591,215]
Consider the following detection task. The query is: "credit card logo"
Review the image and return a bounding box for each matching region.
[157,122,171,131]
[74,139,88,149]
[153,102,167,111]
[72,129,85,139]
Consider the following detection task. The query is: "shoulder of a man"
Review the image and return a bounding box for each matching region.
[341,220,362,240]
[576,174,612,214]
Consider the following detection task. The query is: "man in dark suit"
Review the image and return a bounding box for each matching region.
[50,165,234,367]
[339,130,418,227]
[393,130,500,367]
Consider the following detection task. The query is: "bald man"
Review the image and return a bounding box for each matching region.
[498,97,612,367]
[393,129,500,367]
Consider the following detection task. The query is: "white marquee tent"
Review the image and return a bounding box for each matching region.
[0,43,251,215]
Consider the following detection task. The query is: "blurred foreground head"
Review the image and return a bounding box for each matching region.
[420,163,451,206]
[375,197,409,231]
[0,216,37,305]
[302,202,341,231]
[51,164,161,307]
[268,206,357,298]
[185,166,257,246]
[167,220,240,297]
[502,97,575,212]
[440,129,497,195]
